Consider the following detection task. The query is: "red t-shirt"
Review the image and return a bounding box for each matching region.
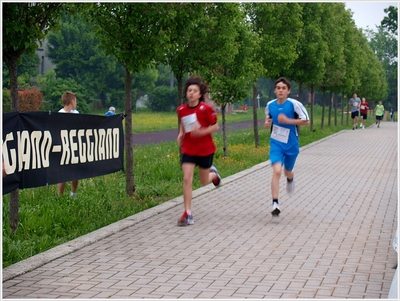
[177,102,217,156]
[360,102,369,114]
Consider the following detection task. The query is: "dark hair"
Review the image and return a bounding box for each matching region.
[184,76,209,102]
[274,77,291,90]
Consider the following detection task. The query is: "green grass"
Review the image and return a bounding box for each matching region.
[2,107,373,268]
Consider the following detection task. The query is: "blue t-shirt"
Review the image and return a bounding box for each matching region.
[105,111,116,116]
[265,98,309,155]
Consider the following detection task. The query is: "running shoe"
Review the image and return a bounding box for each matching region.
[271,202,280,216]
[187,215,194,225]
[177,212,188,227]
[210,166,221,187]
[286,178,295,195]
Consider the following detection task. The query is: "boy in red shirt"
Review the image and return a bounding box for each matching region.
[176,76,221,226]
[359,97,369,129]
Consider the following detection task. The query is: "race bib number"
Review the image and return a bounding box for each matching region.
[353,101,359,107]
[361,105,365,109]
[181,113,200,132]
[271,124,290,144]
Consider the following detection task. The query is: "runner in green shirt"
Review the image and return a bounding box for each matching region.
[375,101,385,128]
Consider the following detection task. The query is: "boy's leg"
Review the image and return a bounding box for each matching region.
[271,163,282,200]
[71,180,78,196]
[284,153,298,195]
[182,163,195,213]
[57,182,66,196]
[199,167,216,186]
[199,154,221,187]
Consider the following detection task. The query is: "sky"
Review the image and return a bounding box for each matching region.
[344,1,398,31]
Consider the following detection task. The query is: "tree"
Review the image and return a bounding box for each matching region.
[246,2,302,145]
[202,5,258,156]
[3,2,67,234]
[84,3,173,196]
[367,6,398,109]
[37,69,89,112]
[338,9,363,125]
[288,2,329,132]
[317,3,347,128]
[161,3,208,109]
[2,52,40,90]
[381,6,398,34]
[46,12,124,110]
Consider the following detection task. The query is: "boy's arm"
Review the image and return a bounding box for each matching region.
[278,114,309,126]
[264,104,272,129]
[177,122,184,146]
[278,99,310,126]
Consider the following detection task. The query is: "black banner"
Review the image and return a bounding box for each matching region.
[2,112,124,195]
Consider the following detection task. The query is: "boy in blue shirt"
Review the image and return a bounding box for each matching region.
[264,77,310,216]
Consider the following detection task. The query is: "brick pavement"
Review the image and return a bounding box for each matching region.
[2,122,398,299]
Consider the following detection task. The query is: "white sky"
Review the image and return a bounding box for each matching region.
[344,1,398,31]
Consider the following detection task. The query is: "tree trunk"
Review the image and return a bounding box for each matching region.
[176,75,183,133]
[334,93,338,126]
[5,54,20,234]
[310,88,314,132]
[177,75,183,107]
[100,91,107,110]
[252,84,259,148]
[321,90,326,129]
[124,69,135,196]
[222,104,228,157]
[341,91,345,126]
[298,82,303,104]
[346,95,349,126]
[328,91,332,127]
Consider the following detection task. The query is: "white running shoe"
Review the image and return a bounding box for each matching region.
[271,202,280,216]
[286,178,295,195]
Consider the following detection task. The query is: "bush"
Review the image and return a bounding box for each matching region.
[148,86,178,112]
[2,89,43,112]
[18,89,43,112]
[2,89,11,113]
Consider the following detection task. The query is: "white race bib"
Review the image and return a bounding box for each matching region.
[181,113,200,132]
[271,124,290,144]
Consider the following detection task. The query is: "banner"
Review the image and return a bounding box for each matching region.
[2,112,124,195]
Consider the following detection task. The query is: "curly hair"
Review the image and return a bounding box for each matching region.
[184,76,209,102]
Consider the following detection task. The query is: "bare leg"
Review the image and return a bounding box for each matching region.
[71,180,78,193]
[199,167,215,186]
[271,163,282,199]
[58,182,66,196]
[182,163,195,213]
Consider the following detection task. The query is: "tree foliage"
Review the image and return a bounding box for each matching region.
[84,3,173,196]
[45,12,124,110]
[2,2,68,234]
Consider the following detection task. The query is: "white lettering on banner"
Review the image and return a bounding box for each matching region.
[2,133,17,174]
[30,131,52,169]
[59,128,119,165]
[17,131,30,172]
[77,130,86,163]
[2,128,120,175]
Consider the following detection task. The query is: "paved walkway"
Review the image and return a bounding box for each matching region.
[2,122,398,299]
